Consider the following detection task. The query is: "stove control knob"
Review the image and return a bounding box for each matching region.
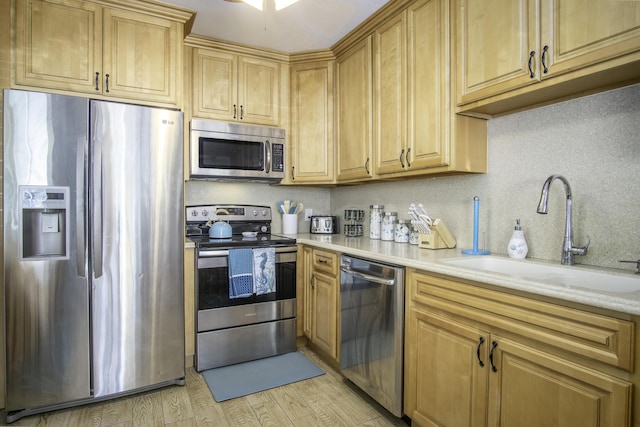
[252,210,258,216]
[261,209,268,217]
[190,210,198,217]
[260,225,268,233]
[201,209,209,217]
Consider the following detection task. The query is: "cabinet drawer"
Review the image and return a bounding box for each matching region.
[312,249,338,276]
[409,269,634,371]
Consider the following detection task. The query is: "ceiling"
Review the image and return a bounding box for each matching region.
[163,0,390,53]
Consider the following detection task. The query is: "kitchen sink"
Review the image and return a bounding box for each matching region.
[441,256,640,293]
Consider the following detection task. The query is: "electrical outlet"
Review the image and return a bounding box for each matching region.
[304,208,313,221]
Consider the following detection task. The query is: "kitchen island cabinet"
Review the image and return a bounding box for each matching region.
[299,245,340,365]
[14,0,191,107]
[189,40,284,126]
[404,269,633,426]
[456,0,640,116]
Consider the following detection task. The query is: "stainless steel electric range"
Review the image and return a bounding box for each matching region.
[186,205,297,371]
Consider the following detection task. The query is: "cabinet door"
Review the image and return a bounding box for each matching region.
[407,0,449,171]
[102,8,178,104]
[312,271,338,360]
[456,0,537,105]
[192,48,238,120]
[15,0,103,92]
[374,12,407,175]
[405,308,489,427]
[336,37,373,182]
[289,61,335,184]
[488,337,632,427]
[541,0,640,78]
[238,56,280,126]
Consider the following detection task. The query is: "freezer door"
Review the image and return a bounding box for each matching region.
[3,89,91,411]
[90,101,185,397]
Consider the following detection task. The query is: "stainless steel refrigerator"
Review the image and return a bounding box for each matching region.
[3,89,185,422]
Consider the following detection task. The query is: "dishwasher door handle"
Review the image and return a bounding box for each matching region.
[340,266,395,286]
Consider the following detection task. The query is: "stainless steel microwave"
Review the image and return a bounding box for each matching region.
[190,119,285,182]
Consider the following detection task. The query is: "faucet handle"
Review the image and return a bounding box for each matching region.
[571,235,590,256]
[619,260,640,274]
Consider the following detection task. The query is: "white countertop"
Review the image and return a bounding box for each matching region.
[293,233,640,316]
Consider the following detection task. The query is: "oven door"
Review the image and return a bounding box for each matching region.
[196,246,296,331]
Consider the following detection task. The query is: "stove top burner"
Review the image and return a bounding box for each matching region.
[186,204,295,249]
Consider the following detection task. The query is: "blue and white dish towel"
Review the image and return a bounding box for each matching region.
[253,247,276,295]
[228,248,254,299]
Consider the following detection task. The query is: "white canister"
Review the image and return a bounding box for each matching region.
[369,205,384,239]
[394,219,410,243]
[381,211,397,241]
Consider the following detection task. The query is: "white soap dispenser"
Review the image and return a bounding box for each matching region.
[507,219,528,259]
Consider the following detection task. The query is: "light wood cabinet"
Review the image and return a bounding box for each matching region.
[405,268,634,427]
[336,36,374,182]
[14,0,188,106]
[456,0,640,115]
[184,246,195,367]
[374,0,487,178]
[289,58,335,184]
[300,246,340,362]
[192,47,281,126]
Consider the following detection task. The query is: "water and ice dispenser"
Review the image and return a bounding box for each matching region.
[19,185,70,260]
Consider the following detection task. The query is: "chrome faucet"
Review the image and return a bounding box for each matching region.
[536,174,590,265]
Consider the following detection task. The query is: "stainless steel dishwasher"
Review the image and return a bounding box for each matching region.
[339,254,405,417]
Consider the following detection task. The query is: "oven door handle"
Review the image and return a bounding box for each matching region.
[198,246,297,258]
[340,266,395,286]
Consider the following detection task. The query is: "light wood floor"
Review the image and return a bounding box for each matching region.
[10,347,409,427]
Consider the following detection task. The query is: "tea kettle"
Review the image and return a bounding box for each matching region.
[207,208,232,239]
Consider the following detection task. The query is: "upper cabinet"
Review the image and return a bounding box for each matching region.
[373,0,487,179]
[336,36,374,182]
[289,57,335,184]
[456,0,640,115]
[14,0,192,107]
[191,45,282,126]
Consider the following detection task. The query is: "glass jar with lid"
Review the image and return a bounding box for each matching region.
[394,219,410,243]
[369,205,384,239]
[381,211,397,241]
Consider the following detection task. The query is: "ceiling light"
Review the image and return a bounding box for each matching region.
[223,0,299,11]
[243,0,263,10]
[275,0,299,10]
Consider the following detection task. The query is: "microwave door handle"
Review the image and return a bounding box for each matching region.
[265,140,272,173]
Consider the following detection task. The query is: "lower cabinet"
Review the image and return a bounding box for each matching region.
[300,245,340,362]
[404,268,633,427]
[184,246,195,366]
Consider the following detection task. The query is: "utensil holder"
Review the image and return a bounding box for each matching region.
[283,214,298,234]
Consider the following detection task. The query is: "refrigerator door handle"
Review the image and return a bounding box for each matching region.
[76,137,86,277]
[92,134,103,278]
